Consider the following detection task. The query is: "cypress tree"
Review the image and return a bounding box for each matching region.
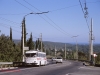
[37,38,41,50]
[10,27,12,41]
[29,32,34,50]
[23,18,26,46]
[35,40,38,50]
[27,32,34,50]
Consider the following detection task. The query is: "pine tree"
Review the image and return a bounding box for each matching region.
[35,38,44,51]
[10,27,12,41]
[23,18,26,46]
[27,32,34,50]
[35,38,40,50]
[37,38,41,50]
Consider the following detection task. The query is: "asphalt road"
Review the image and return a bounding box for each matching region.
[0,60,100,75]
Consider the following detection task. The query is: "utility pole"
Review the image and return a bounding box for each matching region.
[89,32,91,61]
[22,20,24,62]
[40,33,42,52]
[65,44,66,60]
[76,40,78,60]
[89,18,93,61]
[72,35,78,60]
[55,46,57,57]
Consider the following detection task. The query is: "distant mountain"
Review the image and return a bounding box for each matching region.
[43,41,75,50]
[13,39,100,53]
[13,39,21,44]
[13,39,75,50]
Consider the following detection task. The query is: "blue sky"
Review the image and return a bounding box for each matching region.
[0,0,100,44]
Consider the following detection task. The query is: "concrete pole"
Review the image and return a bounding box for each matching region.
[89,32,91,61]
[22,18,25,62]
[76,39,78,60]
[72,36,78,60]
[65,44,66,60]
[90,18,93,61]
[40,33,42,52]
[55,46,57,57]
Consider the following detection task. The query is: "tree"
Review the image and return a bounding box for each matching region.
[27,32,34,50]
[10,27,12,41]
[21,36,23,53]
[23,18,27,46]
[35,38,40,50]
[0,34,22,62]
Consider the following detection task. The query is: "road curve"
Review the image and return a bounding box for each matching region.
[0,60,100,75]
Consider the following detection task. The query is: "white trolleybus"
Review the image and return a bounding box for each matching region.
[25,50,47,66]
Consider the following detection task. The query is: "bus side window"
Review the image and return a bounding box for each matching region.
[36,53,38,57]
[43,54,45,57]
[38,53,40,57]
[37,53,39,57]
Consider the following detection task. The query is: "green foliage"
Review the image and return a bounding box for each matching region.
[0,34,22,62]
[35,38,44,51]
[78,51,88,60]
[23,19,27,46]
[95,53,100,64]
[35,38,39,50]
[10,27,12,41]
[27,33,34,50]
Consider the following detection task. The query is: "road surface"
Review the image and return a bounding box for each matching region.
[0,60,100,75]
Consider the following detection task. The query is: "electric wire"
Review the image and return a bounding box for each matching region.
[79,0,90,31]
[0,1,99,15]
[0,23,38,40]
[0,24,21,33]
[23,0,73,36]
[0,17,21,26]
[0,22,21,29]
[0,13,27,15]
[15,0,33,12]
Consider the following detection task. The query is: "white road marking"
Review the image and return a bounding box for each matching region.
[66,73,69,75]
[79,66,100,70]
[79,66,88,69]
[20,67,34,71]
[69,62,71,64]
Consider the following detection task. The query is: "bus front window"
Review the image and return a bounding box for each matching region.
[25,54,30,57]
[31,53,37,57]
[25,53,37,57]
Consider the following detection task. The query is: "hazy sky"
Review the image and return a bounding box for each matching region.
[0,0,100,44]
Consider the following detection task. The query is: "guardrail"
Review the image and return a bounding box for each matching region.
[0,62,13,70]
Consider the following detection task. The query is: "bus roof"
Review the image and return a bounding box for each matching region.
[25,50,46,54]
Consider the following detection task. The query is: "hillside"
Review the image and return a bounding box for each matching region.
[13,39,100,53]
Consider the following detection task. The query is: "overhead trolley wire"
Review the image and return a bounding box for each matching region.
[23,0,73,37]
[0,17,21,26]
[15,0,33,12]
[79,0,90,31]
[0,23,21,33]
